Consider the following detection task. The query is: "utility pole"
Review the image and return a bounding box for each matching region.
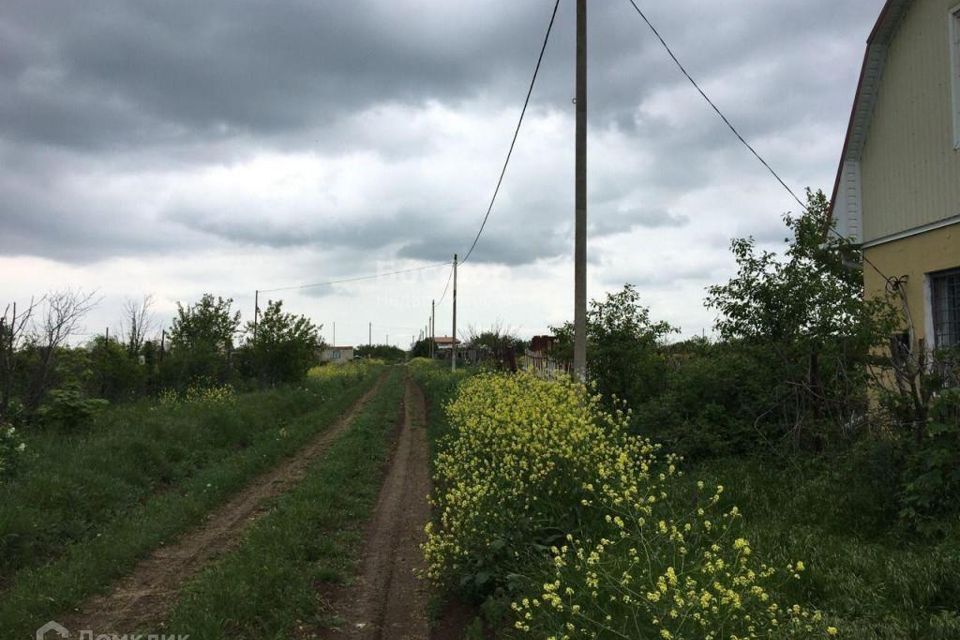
[430,299,435,359]
[452,253,458,372]
[105,327,109,342]
[333,322,336,348]
[573,0,588,382]
[253,290,259,342]
[368,322,372,346]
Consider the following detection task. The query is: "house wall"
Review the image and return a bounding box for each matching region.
[860,0,960,244]
[864,223,960,343]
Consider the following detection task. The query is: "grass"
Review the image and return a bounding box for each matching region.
[687,456,960,640]
[162,367,406,639]
[0,364,380,638]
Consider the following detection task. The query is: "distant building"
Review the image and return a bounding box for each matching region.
[432,337,460,352]
[321,346,354,364]
[830,0,960,352]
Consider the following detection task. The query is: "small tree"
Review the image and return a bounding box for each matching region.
[165,294,241,387]
[553,284,675,410]
[244,300,321,384]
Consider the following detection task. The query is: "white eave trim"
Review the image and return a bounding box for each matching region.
[862,213,960,248]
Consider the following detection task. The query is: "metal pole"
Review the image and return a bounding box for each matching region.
[369,322,372,346]
[573,0,588,382]
[452,253,458,372]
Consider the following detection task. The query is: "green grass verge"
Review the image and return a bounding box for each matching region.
[162,367,406,639]
[0,365,381,638]
[687,457,960,640]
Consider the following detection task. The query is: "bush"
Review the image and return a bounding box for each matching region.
[900,388,960,535]
[36,389,109,431]
[0,424,26,481]
[633,340,777,459]
[424,372,831,639]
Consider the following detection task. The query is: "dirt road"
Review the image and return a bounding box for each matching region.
[319,377,433,640]
[62,373,388,636]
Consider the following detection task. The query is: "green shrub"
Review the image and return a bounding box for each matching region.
[36,389,109,431]
[900,388,960,535]
[0,424,26,481]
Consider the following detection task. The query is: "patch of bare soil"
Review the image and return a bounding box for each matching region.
[317,377,433,640]
[61,372,388,636]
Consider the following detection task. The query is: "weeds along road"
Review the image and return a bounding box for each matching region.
[60,370,394,636]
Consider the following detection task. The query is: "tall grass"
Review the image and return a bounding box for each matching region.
[164,367,406,638]
[0,364,380,637]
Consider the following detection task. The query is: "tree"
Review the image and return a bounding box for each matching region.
[0,298,39,421]
[705,189,895,437]
[121,294,155,357]
[553,284,675,410]
[165,294,241,386]
[24,290,99,412]
[355,344,405,363]
[465,323,525,370]
[244,300,321,384]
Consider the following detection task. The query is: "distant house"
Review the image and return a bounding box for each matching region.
[432,337,460,352]
[321,346,354,364]
[830,0,960,352]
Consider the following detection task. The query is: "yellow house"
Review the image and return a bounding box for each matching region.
[830,0,960,352]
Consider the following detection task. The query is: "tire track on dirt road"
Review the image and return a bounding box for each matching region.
[61,371,389,637]
[318,377,432,640]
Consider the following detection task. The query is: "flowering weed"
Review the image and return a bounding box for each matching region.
[423,371,831,639]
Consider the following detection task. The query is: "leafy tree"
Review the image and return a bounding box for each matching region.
[553,284,675,410]
[355,344,405,363]
[165,294,241,386]
[87,336,145,401]
[244,300,321,384]
[705,189,896,440]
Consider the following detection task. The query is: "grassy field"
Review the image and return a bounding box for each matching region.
[164,366,406,638]
[0,363,380,637]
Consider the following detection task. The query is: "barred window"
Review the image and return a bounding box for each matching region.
[931,268,960,348]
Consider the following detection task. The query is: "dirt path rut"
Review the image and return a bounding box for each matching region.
[320,377,432,640]
[62,372,388,636]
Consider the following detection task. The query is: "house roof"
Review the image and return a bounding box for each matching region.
[433,336,460,345]
[828,0,914,228]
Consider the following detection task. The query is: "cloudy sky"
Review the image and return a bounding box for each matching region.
[0,0,881,346]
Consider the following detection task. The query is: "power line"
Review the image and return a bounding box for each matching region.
[258,261,451,294]
[461,0,561,264]
[436,264,454,307]
[623,0,893,283]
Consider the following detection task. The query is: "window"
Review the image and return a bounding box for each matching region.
[953,5,960,148]
[931,268,960,348]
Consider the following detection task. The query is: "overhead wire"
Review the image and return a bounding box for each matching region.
[623,0,893,283]
[461,0,561,264]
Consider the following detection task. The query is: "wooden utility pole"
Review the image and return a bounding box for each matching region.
[451,254,458,372]
[253,290,259,342]
[573,0,588,382]
[430,299,435,359]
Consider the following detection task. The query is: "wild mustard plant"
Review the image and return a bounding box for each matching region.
[424,372,831,638]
